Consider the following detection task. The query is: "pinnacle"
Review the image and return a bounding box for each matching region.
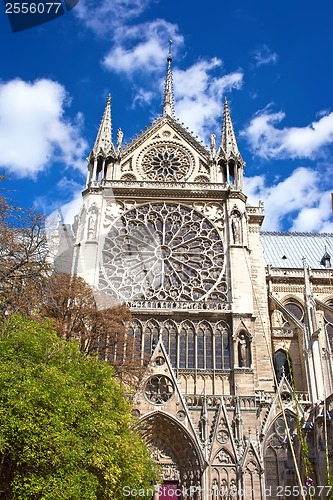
[92,93,114,157]
[162,40,175,117]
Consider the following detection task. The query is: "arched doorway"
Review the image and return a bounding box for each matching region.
[141,412,204,499]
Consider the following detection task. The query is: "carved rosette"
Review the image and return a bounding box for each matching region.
[138,142,194,181]
[99,202,227,302]
[145,375,174,405]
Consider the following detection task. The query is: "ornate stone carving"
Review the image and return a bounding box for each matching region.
[216,449,233,464]
[145,375,174,404]
[87,206,98,240]
[176,410,186,421]
[217,430,229,445]
[100,202,227,302]
[139,142,194,181]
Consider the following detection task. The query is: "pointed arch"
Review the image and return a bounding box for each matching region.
[273,349,292,384]
[197,320,213,369]
[263,411,298,495]
[281,297,304,326]
[161,319,177,367]
[140,412,204,487]
[214,448,235,465]
[215,321,230,369]
[179,320,195,368]
[244,461,261,500]
[144,318,160,358]
[126,319,143,362]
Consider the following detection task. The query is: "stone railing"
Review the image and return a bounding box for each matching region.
[108,180,228,190]
[184,391,311,408]
[127,299,231,312]
[247,204,265,215]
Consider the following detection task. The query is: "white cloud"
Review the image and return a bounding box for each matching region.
[173,60,243,139]
[290,192,333,233]
[100,15,244,140]
[243,108,333,159]
[245,167,329,231]
[252,44,278,67]
[132,88,155,107]
[75,0,152,34]
[103,19,184,75]
[0,79,87,178]
[34,177,85,224]
[77,0,243,142]
[60,191,84,225]
[104,38,165,75]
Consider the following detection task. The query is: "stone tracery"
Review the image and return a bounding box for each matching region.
[139,142,193,181]
[119,318,231,370]
[100,202,227,302]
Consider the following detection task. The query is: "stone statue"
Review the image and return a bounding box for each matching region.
[231,213,242,245]
[116,128,123,152]
[87,210,98,240]
[238,333,248,367]
[211,479,219,500]
[272,309,284,328]
[210,132,216,156]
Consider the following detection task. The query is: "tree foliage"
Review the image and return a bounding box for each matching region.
[0,186,49,315]
[40,273,145,384]
[0,179,144,384]
[0,315,158,499]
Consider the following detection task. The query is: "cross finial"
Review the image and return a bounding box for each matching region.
[168,39,173,61]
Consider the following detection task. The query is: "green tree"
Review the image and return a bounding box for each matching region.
[0,314,158,499]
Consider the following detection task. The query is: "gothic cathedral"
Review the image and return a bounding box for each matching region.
[65,53,333,499]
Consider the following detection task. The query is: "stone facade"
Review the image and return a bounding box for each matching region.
[62,57,333,499]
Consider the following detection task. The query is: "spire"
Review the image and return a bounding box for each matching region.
[92,94,114,157]
[221,98,242,161]
[162,40,175,117]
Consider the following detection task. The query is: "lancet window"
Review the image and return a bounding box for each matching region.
[122,318,231,371]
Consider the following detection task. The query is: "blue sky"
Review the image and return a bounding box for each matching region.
[0,0,332,232]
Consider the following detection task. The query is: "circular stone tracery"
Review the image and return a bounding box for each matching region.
[140,143,192,181]
[100,202,227,302]
[145,375,174,404]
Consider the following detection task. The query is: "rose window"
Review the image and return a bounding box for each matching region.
[100,202,227,302]
[140,144,192,181]
[145,375,174,404]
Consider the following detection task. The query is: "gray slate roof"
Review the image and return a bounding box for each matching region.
[260,232,333,269]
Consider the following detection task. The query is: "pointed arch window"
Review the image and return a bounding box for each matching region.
[264,414,298,494]
[282,301,304,330]
[215,322,230,369]
[144,320,159,357]
[197,325,205,369]
[179,321,195,368]
[273,349,292,384]
[127,319,142,362]
[161,320,177,367]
